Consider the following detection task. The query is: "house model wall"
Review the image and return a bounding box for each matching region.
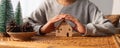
[55,21,73,37]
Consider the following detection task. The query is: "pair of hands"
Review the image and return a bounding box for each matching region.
[41,14,86,34]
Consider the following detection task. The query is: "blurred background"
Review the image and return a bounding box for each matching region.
[6,0,120,18]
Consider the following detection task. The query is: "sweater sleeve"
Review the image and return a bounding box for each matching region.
[25,1,47,35]
[83,2,115,36]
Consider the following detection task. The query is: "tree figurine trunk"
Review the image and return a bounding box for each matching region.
[15,1,23,25]
[0,0,14,37]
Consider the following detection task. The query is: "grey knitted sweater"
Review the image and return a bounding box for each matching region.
[26,0,115,36]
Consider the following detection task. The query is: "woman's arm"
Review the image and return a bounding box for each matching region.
[25,1,47,35]
[84,2,115,36]
[64,1,115,36]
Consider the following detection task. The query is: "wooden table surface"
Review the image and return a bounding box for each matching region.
[0,33,120,48]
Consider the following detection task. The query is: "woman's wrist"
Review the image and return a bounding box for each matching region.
[75,20,82,26]
[41,21,55,33]
[47,21,55,25]
[39,25,46,35]
[75,21,86,33]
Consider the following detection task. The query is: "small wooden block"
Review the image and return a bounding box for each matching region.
[55,21,73,37]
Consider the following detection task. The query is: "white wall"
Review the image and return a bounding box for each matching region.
[90,0,120,15]
[90,0,113,15]
[12,0,41,18]
[112,0,120,14]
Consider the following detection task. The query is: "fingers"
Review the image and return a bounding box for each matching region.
[48,14,66,23]
[58,14,67,19]
[49,14,78,24]
[65,14,77,23]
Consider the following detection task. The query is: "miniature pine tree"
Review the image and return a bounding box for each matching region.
[6,0,14,23]
[0,0,14,37]
[15,1,23,25]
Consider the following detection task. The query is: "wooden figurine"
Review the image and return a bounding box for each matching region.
[55,20,73,37]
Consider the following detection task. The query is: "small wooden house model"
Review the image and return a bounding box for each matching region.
[55,20,73,37]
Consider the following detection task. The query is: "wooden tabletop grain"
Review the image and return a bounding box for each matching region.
[0,33,120,48]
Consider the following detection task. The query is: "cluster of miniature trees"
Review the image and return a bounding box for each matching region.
[0,0,33,37]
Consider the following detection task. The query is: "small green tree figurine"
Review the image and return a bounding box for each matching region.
[15,1,23,25]
[0,0,14,37]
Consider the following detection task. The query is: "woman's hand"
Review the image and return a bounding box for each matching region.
[41,14,66,33]
[65,14,86,34]
[48,14,66,24]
